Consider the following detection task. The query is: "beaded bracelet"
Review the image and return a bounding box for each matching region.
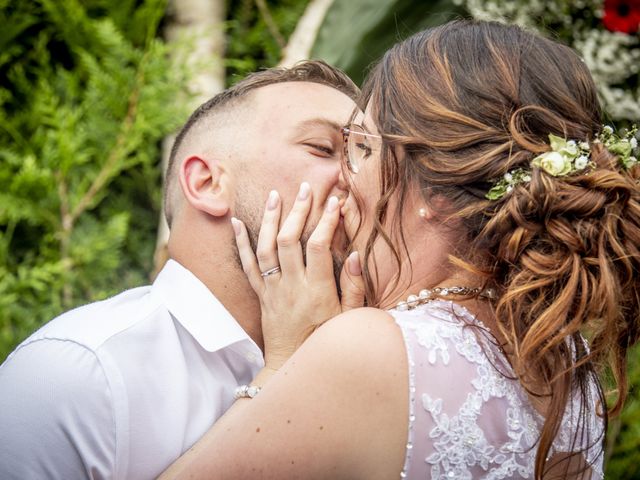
[234,384,261,399]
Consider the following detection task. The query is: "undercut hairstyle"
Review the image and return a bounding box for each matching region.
[164,60,359,225]
[356,20,640,479]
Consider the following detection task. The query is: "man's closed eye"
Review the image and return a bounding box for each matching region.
[304,143,336,157]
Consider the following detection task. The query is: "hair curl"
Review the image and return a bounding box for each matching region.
[359,19,640,478]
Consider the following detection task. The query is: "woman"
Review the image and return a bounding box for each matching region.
[161,20,640,479]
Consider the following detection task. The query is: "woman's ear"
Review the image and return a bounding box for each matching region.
[178,155,231,217]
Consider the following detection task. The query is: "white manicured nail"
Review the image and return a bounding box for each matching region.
[326,196,339,212]
[348,251,361,276]
[266,190,279,210]
[231,217,241,236]
[298,182,310,201]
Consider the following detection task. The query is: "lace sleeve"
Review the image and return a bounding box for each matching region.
[390,301,604,480]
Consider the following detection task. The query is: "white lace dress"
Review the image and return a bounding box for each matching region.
[389,300,604,480]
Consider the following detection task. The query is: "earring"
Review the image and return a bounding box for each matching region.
[418,207,428,218]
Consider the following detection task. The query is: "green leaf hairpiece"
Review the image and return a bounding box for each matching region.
[485,125,638,201]
[597,125,638,170]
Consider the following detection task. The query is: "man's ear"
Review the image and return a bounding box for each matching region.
[178,155,231,217]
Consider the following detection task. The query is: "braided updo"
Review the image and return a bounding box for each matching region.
[359,20,640,478]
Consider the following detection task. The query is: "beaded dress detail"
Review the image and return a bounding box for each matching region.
[389,300,604,480]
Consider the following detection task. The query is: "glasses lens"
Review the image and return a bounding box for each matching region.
[348,124,374,174]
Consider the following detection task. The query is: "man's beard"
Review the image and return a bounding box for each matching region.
[233,192,344,296]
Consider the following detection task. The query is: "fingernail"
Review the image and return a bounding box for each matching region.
[297,182,310,201]
[326,196,339,212]
[267,190,279,210]
[231,217,241,236]
[348,251,361,276]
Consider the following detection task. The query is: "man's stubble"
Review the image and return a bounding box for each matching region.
[232,183,344,295]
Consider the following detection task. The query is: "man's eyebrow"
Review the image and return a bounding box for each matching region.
[295,118,344,133]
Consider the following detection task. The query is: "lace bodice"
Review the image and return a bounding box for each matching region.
[389,300,604,480]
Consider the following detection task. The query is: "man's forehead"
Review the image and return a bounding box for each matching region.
[294,118,344,133]
[250,81,355,128]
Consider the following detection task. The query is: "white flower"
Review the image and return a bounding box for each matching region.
[574,155,590,170]
[603,125,614,134]
[532,151,572,176]
[562,142,578,156]
[523,175,532,182]
[579,141,590,150]
[504,172,513,182]
[631,138,638,149]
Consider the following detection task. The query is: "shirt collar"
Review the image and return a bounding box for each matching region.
[152,259,255,353]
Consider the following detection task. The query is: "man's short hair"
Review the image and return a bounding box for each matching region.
[164,60,359,225]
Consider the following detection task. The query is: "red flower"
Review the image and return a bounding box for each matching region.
[603,0,640,34]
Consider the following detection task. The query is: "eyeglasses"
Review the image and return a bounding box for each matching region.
[341,124,382,174]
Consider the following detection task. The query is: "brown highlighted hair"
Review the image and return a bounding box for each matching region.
[165,60,359,224]
[359,20,640,478]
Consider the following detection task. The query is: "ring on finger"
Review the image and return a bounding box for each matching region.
[260,265,281,278]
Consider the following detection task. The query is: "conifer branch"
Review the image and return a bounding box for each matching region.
[0,121,33,156]
[59,52,147,307]
[68,59,146,224]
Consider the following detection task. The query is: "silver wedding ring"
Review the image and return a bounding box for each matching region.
[260,265,281,277]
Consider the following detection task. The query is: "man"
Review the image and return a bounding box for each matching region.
[0,61,359,479]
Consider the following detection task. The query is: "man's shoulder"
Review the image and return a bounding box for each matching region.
[19,284,164,354]
[0,284,174,479]
[0,291,145,480]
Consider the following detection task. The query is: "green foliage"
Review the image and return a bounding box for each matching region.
[225,0,310,85]
[312,0,466,85]
[0,0,190,361]
[605,343,640,478]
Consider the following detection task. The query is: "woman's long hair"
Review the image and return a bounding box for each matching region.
[357,20,640,478]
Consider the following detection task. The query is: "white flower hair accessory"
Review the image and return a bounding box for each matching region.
[485,125,639,201]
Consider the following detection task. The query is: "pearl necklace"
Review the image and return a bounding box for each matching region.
[394,286,496,311]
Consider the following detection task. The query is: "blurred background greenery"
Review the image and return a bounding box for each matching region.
[0,0,638,476]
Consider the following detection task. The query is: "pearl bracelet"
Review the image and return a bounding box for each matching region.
[234,385,261,399]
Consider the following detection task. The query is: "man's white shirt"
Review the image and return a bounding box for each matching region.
[0,259,264,479]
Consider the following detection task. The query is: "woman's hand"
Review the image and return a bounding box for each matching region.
[231,182,364,370]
